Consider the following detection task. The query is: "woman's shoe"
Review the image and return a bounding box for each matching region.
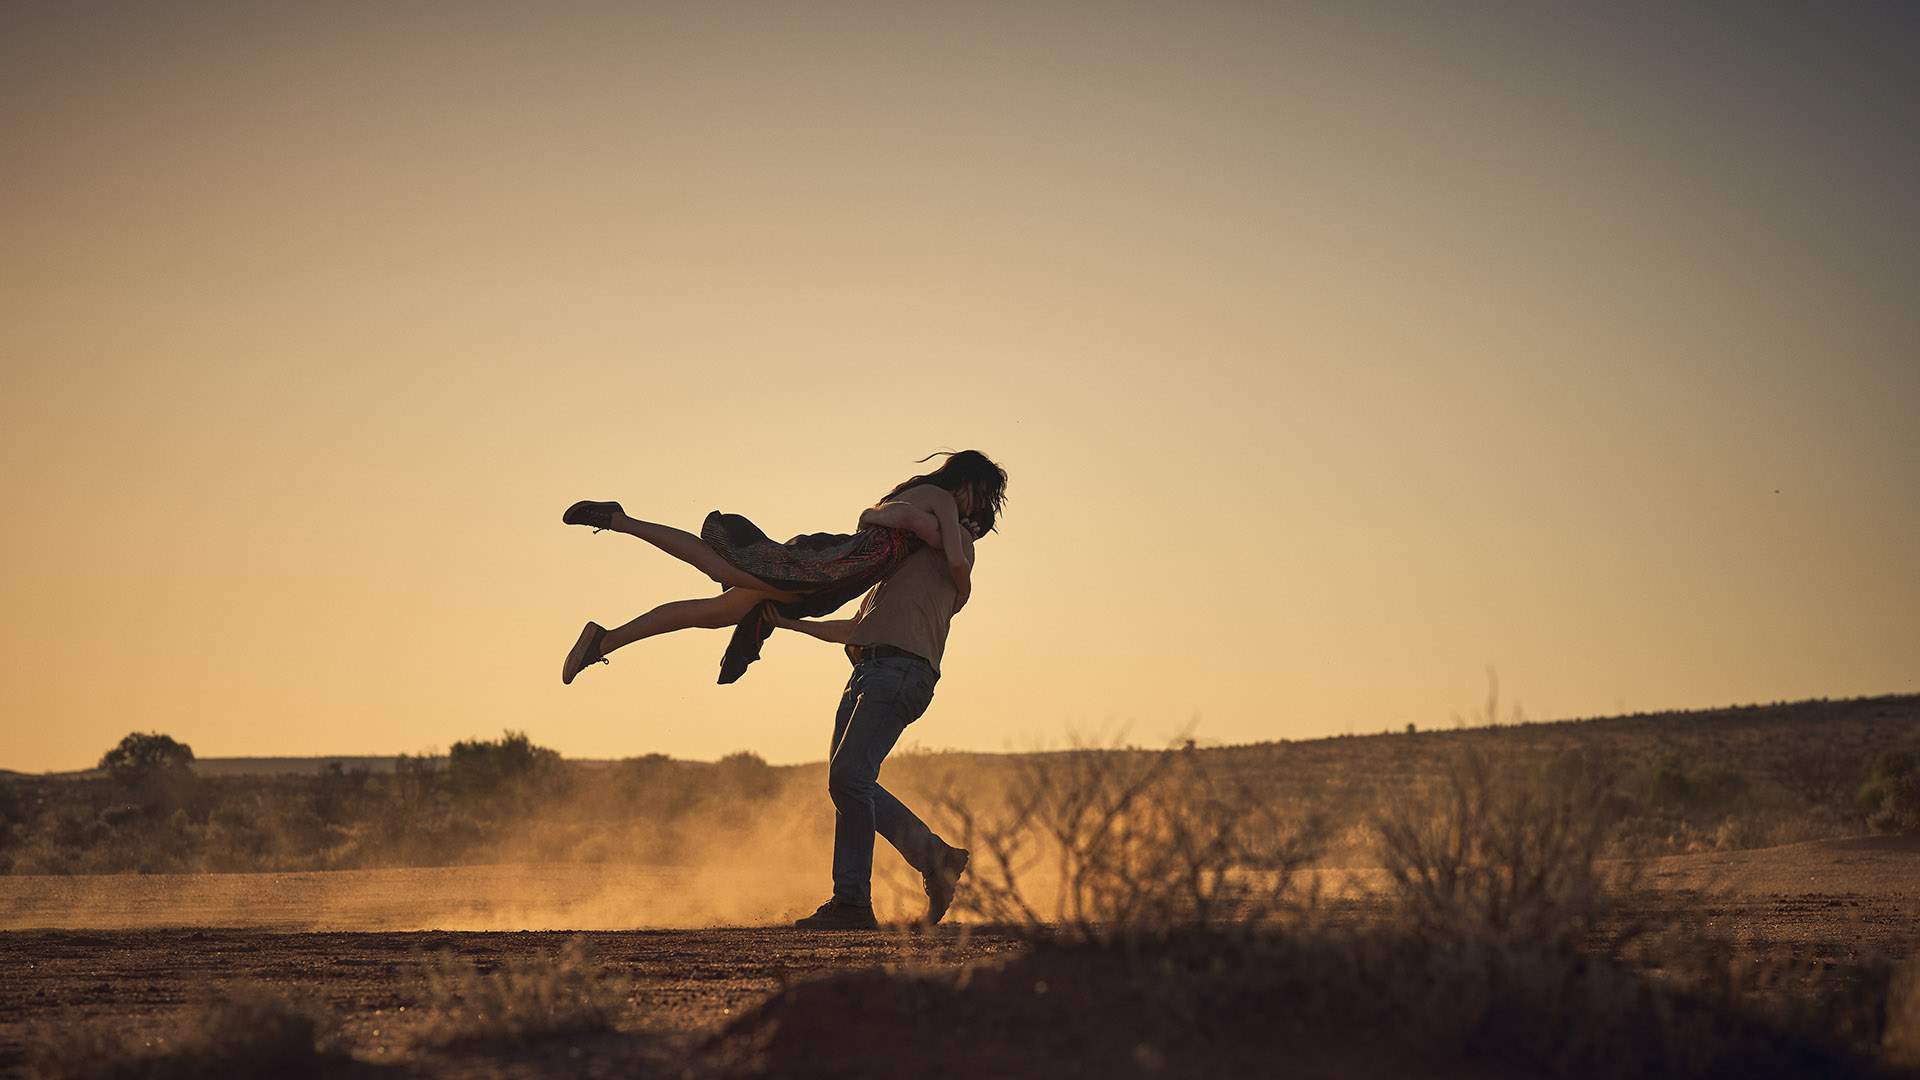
[563,500,624,532]
[562,622,610,684]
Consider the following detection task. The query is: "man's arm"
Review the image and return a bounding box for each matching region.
[950,535,973,613]
[773,614,859,645]
[928,496,973,599]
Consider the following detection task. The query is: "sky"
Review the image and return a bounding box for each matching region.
[3,2,1916,773]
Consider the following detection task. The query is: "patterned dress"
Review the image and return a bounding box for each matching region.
[700,511,922,683]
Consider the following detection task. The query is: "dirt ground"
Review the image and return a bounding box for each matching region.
[0,926,1024,1077]
[1634,834,1920,958]
[3,835,1915,1078]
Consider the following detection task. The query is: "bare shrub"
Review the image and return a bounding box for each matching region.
[28,987,338,1079]
[1886,959,1920,1068]
[1372,747,1632,951]
[1452,666,1527,729]
[1644,753,1749,812]
[934,738,1326,939]
[1857,749,1920,835]
[693,733,1919,1078]
[1366,749,1920,1076]
[728,743,1886,1078]
[1764,741,1857,809]
[415,938,620,1047]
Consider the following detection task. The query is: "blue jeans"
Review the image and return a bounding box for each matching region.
[828,655,942,905]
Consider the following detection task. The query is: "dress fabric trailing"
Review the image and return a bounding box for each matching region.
[700,511,921,683]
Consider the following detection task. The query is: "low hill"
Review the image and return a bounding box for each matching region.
[17,693,1913,780]
[188,756,412,778]
[4,694,1912,876]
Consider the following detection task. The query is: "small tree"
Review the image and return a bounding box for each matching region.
[0,779,23,830]
[99,732,195,788]
[715,750,779,799]
[447,730,562,803]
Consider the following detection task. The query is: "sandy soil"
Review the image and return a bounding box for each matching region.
[0,926,1023,1076]
[1634,834,1920,956]
[3,835,1915,1077]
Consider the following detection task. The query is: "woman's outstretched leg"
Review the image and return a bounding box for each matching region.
[601,509,786,592]
[599,588,779,656]
[565,499,780,589]
[564,587,786,685]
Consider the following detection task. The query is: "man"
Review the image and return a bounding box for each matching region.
[776,491,985,930]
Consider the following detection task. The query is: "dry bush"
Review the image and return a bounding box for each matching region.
[1764,740,1859,809]
[28,987,340,1079]
[13,697,1916,876]
[1885,960,1920,1068]
[934,738,1326,939]
[724,745,1888,1079]
[414,938,621,1047]
[1372,746,1632,951]
[1354,749,1905,1075]
[1858,749,1920,835]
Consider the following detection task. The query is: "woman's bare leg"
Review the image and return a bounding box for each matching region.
[600,588,787,657]
[604,512,787,591]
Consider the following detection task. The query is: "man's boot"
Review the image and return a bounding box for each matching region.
[794,899,879,930]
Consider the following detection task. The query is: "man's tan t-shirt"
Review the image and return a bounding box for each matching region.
[847,535,974,672]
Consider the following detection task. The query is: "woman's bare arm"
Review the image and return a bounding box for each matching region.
[920,489,973,594]
[889,485,971,583]
[858,501,943,545]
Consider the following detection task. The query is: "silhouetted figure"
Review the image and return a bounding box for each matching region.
[558,451,1004,686]
[776,455,1004,928]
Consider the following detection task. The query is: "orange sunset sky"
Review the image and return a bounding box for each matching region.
[4,3,1916,773]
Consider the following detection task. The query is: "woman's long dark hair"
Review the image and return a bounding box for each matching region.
[883,449,1009,532]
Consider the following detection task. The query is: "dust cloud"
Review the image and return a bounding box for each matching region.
[0,759,967,932]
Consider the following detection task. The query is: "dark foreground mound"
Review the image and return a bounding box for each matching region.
[708,930,1895,1080]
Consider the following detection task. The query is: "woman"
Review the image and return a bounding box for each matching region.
[560,449,1007,685]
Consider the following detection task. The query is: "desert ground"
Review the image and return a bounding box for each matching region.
[7,697,1918,1076]
[0,926,1022,1077]
[3,833,1916,1078]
